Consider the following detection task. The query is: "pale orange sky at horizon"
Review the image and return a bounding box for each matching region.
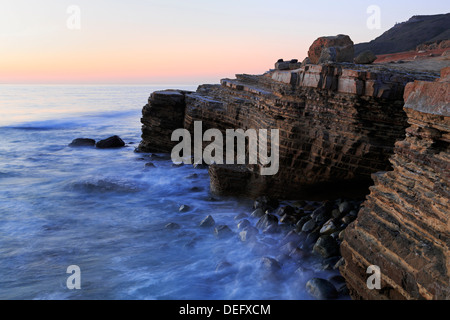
[1,0,448,85]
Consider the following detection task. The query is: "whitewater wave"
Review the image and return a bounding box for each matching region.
[68,176,142,193]
[0,110,139,131]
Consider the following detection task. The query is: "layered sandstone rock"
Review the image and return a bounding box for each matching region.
[139,63,436,200]
[340,68,449,300]
[140,90,190,153]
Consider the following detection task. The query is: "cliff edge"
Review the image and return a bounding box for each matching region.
[138,36,449,300]
[340,68,449,300]
[139,63,436,200]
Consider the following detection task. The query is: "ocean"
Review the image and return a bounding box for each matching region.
[0,85,340,300]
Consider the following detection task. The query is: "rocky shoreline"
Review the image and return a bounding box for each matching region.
[341,67,449,300]
[137,34,449,300]
[168,194,362,300]
[241,196,362,299]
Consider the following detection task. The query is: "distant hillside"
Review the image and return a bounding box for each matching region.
[355,13,450,55]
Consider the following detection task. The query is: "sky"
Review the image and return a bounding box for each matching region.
[0,0,448,85]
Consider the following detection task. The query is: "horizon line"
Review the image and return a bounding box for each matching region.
[0,83,208,87]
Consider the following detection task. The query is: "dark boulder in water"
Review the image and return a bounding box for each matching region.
[179,204,191,212]
[69,138,96,147]
[96,136,125,149]
[165,222,181,230]
[199,215,215,228]
[260,257,281,272]
[253,196,279,212]
[214,225,233,238]
[306,278,338,300]
[256,213,278,230]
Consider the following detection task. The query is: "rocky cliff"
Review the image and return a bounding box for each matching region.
[138,32,449,300]
[340,67,449,300]
[139,63,435,200]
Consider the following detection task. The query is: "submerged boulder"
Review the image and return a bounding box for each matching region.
[306,278,338,300]
[69,138,96,147]
[199,215,215,228]
[214,225,233,238]
[96,135,125,149]
[260,257,281,272]
[256,213,278,230]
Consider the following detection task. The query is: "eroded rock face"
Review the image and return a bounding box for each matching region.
[139,64,436,200]
[340,68,449,300]
[308,35,354,64]
[139,90,191,153]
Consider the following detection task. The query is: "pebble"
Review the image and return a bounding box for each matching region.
[199,215,215,228]
[306,278,338,300]
[280,214,297,225]
[342,215,356,224]
[179,205,191,212]
[256,214,278,230]
[214,225,233,238]
[234,213,248,220]
[313,235,340,258]
[296,216,311,230]
[165,222,181,230]
[320,219,338,235]
[237,219,251,230]
[260,257,281,272]
[302,219,316,232]
[250,208,265,218]
[276,205,296,216]
[303,231,320,249]
[339,201,352,214]
[239,227,258,242]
